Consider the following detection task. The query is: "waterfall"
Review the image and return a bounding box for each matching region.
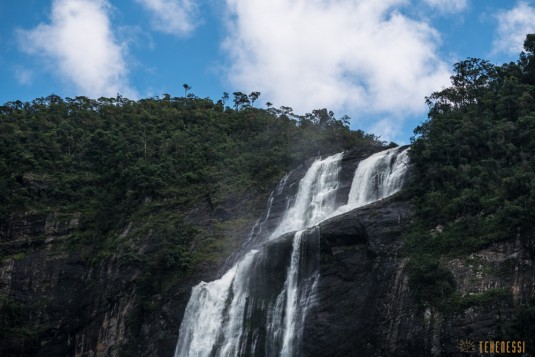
[346,146,408,208]
[174,146,409,357]
[330,146,409,217]
[268,152,343,240]
[174,250,259,357]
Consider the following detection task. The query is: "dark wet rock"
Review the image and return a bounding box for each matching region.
[302,195,535,357]
[302,197,411,357]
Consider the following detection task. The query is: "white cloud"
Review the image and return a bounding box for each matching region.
[369,118,403,143]
[18,0,135,98]
[222,0,451,141]
[493,1,535,55]
[135,0,199,37]
[422,0,468,14]
[15,68,33,86]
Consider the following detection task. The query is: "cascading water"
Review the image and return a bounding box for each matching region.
[174,250,259,357]
[329,146,410,218]
[346,147,409,208]
[268,152,343,240]
[174,146,409,357]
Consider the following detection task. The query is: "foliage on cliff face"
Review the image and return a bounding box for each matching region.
[0,92,383,351]
[407,34,535,308]
[0,94,380,256]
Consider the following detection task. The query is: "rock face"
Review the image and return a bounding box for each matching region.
[0,203,257,357]
[0,211,154,356]
[302,197,412,356]
[302,196,534,357]
[1,146,533,356]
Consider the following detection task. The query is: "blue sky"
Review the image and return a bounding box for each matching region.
[1,0,535,143]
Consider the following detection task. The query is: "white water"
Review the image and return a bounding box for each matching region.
[174,250,258,357]
[278,230,320,356]
[269,152,343,240]
[347,147,408,208]
[331,146,409,217]
[217,250,259,356]
[174,147,409,357]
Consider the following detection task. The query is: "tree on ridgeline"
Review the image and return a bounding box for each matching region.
[232,92,250,110]
[183,83,192,97]
[248,91,261,107]
[222,92,229,106]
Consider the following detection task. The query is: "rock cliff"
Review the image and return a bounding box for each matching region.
[1,146,533,356]
[0,197,263,356]
[303,196,534,356]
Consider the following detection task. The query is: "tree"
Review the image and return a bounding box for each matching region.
[232,92,250,110]
[340,115,351,128]
[183,84,192,97]
[248,91,261,107]
[221,92,229,106]
[521,34,535,84]
[523,33,535,55]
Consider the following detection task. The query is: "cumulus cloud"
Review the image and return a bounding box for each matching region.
[422,0,468,14]
[18,0,135,98]
[135,0,199,37]
[222,0,451,141]
[493,1,535,55]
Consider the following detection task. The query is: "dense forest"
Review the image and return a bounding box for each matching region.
[0,91,383,232]
[407,33,535,325]
[0,91,384,343]
[0,92,384,223]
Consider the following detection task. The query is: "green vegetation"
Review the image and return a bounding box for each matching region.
[0,93,381,227]
[0,91,383,342]
[504,297,535,346]
[406,34,535,309]
[0,294,40,352]
[446,288,510,312]
[0,89,383,314]
[406,255,456,309]
[0,91,381,239]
